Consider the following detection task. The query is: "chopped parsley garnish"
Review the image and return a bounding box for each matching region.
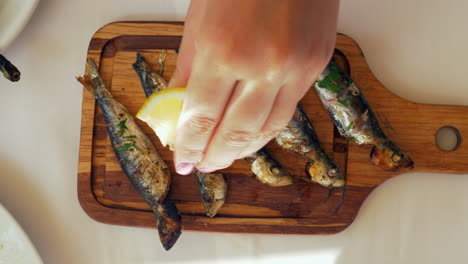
[121,87,126,91]
[323,84,342,93]
[117,141,142,152]
[315,65,343,93]
[348,137,356,142]
[122,135,137,139]
[117,119,128,137]
[338,95,352,107]
[337,99,348,107]
[124,109,131,116]
[346,121,355,131]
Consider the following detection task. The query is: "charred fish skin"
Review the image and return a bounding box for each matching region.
[314,59,414,171]
[77,58,181,251]
[0,54,20,82]
[276,104,345,188]
[155,202,182,250]
[245,149,293,187]
[133,52,228,217]
[132,52,168,97]
[194,170,227,217]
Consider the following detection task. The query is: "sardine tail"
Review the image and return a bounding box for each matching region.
[153,202,182,251]
[132,52,145,72]
[77,59,110,99]
[132,52,156,97]
[76,75,97,96]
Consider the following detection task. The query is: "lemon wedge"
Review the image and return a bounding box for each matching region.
[136,87,186,150]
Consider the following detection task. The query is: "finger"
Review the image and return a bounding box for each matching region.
[237,84,301,158]
[197,80,281,171]
[174,61,237,175]
[168,0,207,89]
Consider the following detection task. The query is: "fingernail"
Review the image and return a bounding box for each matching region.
[176,162,195,175]
[199,168,216,173]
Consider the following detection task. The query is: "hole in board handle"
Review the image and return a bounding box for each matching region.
[436,126,461,151]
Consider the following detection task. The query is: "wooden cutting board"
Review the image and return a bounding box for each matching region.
[77,22,468,234]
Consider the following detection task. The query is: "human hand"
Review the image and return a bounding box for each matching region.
[171,0,340,175]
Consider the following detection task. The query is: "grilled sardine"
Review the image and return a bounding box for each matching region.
[313,60,414,171]
[77,58,181,250]
[133,52,229,216]
[276,105,345,188]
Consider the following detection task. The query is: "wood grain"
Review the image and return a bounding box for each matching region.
[78,22,468,234]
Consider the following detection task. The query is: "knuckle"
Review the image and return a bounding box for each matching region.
[268,48,290,66]
[222,130,257,147]
[295,83,313,98]
[186,114,217,136]
[179,147,203,159]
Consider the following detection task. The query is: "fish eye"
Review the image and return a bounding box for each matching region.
[270,166,281,175]
[391,153,402,163]
[203,192,214,203]
[327,168,338,178]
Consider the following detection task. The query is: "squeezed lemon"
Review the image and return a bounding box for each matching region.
[136,87,186,150]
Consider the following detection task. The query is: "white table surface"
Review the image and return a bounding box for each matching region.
[1,0,468,263]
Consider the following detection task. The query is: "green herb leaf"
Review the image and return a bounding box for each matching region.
[122,135,137,139]
[133,144,143,152]
[348,137,356,142]
[324,84,343,93]
[315,65,344,93]
[124,109,131,116]
[338,99,349,107]
[117,119,128,137]
[338,95,352,107]
[346,121,355,131]
[116,143,133,152]
[346,78,353,86]
[116,141,142,152]
[121,87,126,91]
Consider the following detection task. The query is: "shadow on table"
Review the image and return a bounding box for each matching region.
[146,173,468,263]
[3,153,468,264]
[0,155,76,264]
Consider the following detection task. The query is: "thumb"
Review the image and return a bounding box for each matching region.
[168,37,194,88]
[168,0,205,89]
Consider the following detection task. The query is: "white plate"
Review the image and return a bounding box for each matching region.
[0,0,39,52]
[0,204,43,264]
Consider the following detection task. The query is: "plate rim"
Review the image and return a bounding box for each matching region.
[0,203,44,264]
[0,0,40,52]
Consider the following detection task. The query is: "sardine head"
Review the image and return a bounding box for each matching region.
[196,171,227,217]
[265,165,294,186]
[201,190,225,218]
[250,155,294,187]
[370,141,414,171]
[306,161,345,188]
